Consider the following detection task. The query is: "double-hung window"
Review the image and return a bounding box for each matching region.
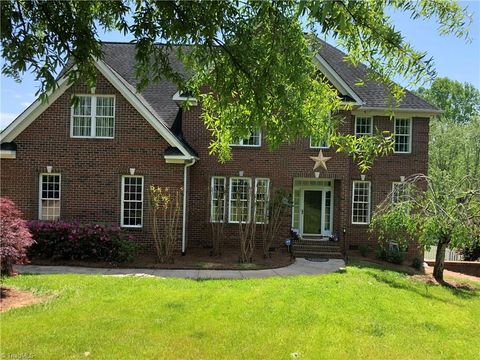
[39,174,61,220]
[71,95,115,138]
[394,118,412,153]
[121,175,144,227]
[352,181,371,224]
[354,117,373,136]
[392,182,409,204]
[309,136,330,149]
[254,178,270,224]
[211,177,227,222]
[231,130,261,147]
[229,177,252,223]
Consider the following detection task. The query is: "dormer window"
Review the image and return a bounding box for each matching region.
[231,129,261,147]
[71,95,115,138]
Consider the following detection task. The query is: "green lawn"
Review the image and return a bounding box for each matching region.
[1,262,479,359]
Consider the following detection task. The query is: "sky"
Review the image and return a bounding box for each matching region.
[1,1,479,130]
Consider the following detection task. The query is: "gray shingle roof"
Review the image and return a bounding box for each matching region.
[102,42,185,127]
[317,40,438,111]
[63,40,438,130]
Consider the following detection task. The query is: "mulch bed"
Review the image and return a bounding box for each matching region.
[0,287,47,312]
[29,247,294,270]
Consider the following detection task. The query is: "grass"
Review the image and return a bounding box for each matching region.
[1,262,479,359]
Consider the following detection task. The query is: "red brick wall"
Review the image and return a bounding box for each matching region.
[183,107,429,257]
[1,71,429,258]
[0,73,185,252]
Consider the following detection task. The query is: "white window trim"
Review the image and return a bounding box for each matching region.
[70,94,116,139]
[392,182,409,204]
[228,177,252,223]
[309,136,330,149]
[230,130,262,147]
[120,175,144,228]
[393,117,412,154]
[254,178,270,224]
[172,91,198,106]
[210,176,227,223]
[351,180,371,225]
[354,116,373,136]
[38,173,61,220]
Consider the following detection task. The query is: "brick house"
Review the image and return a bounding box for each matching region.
[0,41,439,258]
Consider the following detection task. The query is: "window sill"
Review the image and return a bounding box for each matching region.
[70,136,115,140]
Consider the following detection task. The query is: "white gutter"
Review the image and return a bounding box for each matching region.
[182,159,196,254]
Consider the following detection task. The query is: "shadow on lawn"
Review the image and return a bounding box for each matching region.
[349,260,478,302]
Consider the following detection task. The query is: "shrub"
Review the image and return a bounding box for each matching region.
[358,244,369,257]
[149,185,182,264]
[375,246,407,264]
[411,256,423,270]
[461,243,480,261]
[0,198,35,275]
[28,222,137,263]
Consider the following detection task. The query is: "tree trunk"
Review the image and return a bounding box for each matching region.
[433,240,448,283]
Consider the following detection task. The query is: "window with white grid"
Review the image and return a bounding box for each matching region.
[71,95,115,138]
[231,129,261,147]
[39,174,61,220]
[211,177,226,223]
[355,117,373,136]
[352,181,371,224]
[309,136,330,149]
[394,118,412,153]
[229,177,252,223]
[121,176,144,227]
[254,178,270,224]
[392,182,409,203]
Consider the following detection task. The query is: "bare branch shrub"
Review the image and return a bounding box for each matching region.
[149,185,182,264]
[209,182,225,256]
[260,188,291,258]
[233,183,255,263]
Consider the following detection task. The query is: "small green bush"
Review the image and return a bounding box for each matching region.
[411,257,423,270]
[358,244,369,257]
[375,246,406,264]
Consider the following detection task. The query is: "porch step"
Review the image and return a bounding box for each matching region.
[294,251,344,259]
[293,240,343,259]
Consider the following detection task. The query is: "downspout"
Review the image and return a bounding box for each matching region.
[182,159,196,255]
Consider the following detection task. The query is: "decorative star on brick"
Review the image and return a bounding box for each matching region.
[310,150,331,171]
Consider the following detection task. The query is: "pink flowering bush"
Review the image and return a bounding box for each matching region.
[28,221,137,263]
[0,197,34,275]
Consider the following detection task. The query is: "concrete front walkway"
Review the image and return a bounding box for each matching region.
[14,259,345,279]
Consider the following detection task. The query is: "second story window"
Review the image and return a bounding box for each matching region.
[354,117,373,136]
[71,95,115,139]
[309,136,329,149]
[394,118,412,153]
[231,130,261,147]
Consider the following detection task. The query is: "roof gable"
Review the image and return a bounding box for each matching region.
[316,40,439,112]
[1,60,197,159]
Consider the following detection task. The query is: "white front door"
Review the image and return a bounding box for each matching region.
[300,188,332,237]
[292,179,334,238]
